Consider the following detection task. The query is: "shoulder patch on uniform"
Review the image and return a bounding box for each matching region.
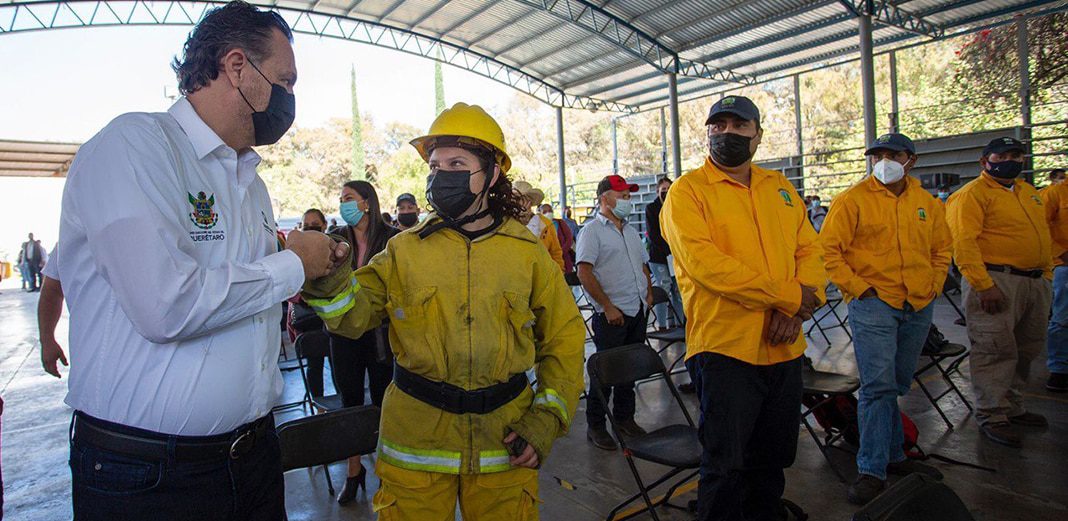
[778,188,794,207]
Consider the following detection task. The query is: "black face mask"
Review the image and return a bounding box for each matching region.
[427,169,487,221]
[303,225,322,232]
[986,159,1023,180]
[709,132,754,168]
[238,58,296,146]
[397,212,419,227]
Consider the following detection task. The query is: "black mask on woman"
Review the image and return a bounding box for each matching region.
[709,132,754,167]
[397,212,419,227]
[238,58,296,146]
[427,169,487,221]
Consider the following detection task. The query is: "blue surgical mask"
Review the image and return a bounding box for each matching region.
[938,192,949,202]
[339,201,365,226]
[611,198,633,220]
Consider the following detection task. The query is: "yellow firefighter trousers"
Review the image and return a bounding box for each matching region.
[372,460,540,520]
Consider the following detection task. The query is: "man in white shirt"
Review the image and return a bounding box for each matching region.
[57,3,345,519]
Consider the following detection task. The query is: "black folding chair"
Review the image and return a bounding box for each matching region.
[913,341,973,430]
[801,364,861,483]
[642,287,687,383]
[587,344,700,521]
[806,283,851,344]
[278,405,381,497]
[852,473,975,521]
[296,330,345,413]
[564,271,596,341]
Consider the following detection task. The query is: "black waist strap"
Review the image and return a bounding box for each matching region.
[393,365,528,415]
[985,263,1044,279]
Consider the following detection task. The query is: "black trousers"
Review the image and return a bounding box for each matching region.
[329,328,392,408]
[685,352,803,521]
[70,412,284,521]
[586,307,647,429]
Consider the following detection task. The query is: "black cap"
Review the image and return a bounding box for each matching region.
[705,95,760,125]
[396,193,417,205]
[982,137,1025,157]
[865,133,916,155]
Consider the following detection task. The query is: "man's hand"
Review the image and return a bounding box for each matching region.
[858,287,878,300]
[604,304,625,326]
[765,310,803,346]
[797,284,820,320]
[41,337,68,378]
[286,230,345,280]
[978,285,1008,314]
[504,431,539,469]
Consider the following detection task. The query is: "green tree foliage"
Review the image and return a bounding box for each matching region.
[434,61,446,116]
[351,64,366,181]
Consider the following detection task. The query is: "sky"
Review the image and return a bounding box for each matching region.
[0,23,522,263]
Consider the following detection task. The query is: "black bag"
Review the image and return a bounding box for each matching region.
[290,301,324,333]
[803,392,861,446]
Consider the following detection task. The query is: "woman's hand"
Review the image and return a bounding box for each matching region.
[504,431,539,469]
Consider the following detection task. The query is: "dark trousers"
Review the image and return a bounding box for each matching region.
[586,308,647,429]
[70,412,285,521]
[685,352,803,521]
[330,329,392,408]
[304,354,330,398]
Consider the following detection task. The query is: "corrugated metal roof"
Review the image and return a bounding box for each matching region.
[3,0,1062,111]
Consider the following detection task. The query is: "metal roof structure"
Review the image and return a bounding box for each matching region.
[2,1,1064,113]
[0,139,80,177]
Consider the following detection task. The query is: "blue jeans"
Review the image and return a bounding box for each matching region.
[1047,266,1068,374]
[848,297,934,480]
[649,262,684,328]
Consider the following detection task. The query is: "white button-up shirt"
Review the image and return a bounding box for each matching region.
[56,98,304,436]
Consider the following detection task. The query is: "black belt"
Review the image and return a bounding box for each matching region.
[985,263,1044,279]
[393,365,527,415]
[73,411,274,462]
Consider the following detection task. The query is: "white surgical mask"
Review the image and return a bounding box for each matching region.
[872,158,906,185]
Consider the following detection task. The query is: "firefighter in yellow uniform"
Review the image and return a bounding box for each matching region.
[514,180,566,271]
[661,95,826,520]
[302,103,585,520]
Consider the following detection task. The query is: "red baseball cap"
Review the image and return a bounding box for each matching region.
[597,175,639,196]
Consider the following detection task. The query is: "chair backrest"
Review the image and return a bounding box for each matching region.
[278,406,381,472]
[587,344,696,427]
[851,474,975,521]
[564,271,582,287]
[295,330,331,360]
[650,286,671,306]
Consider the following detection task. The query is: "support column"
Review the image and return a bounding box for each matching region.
[1018,17,1033,182]
[668,72,682,178]
[659,108,668,175]
[889,51,900,133]
[611,117,619,175]
[556,106,567,209]
[858,13,878,149]
[793,74,804,191]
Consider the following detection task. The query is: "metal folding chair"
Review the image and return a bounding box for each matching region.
[806,283,851,344]
[800,364,861,483]
[913,341,973,430]
[278,405,380,498]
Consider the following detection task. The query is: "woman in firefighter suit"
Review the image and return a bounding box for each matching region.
[303,103,585,520]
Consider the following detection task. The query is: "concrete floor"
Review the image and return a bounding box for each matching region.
[1,280,1066,520]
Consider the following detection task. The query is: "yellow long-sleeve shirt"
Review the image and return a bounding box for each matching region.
[821,175,953,310]
[661,158,827,366]
[945,172,1052,291]
[1040,182,1068,267]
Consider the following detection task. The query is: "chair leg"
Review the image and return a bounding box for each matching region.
[616,456,662,521]
[802,415,848,483]
[914,375,954,430]
[323,464,335,496]
[936,359,973,412]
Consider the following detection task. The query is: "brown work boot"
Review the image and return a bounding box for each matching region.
[847,474,885,505]
[979,421,1021,448]
[587,427,617,450]
[1009,412,1048,427]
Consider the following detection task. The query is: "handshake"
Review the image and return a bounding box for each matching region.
[285,230,351,280]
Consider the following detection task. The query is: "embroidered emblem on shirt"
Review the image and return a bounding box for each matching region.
[778,188,794,207]
[188,192,219,229]
[918,208,927,221]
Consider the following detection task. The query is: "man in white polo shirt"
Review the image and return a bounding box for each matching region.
[56,3,344,519]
